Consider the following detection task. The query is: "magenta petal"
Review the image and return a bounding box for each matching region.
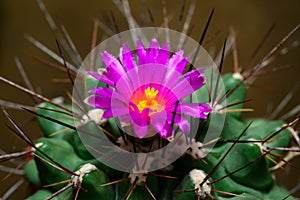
[162,68,182,90]
[104,66,122,83]
[110,106,128,117]
[129,107,150,138]
[102,109,113,119]
[176,56,189,73]
[159,123,174,139]
[167,76,194,101]
[133,123,148,138]
[88,87,113,97]
[129,102,139,113]
[101,51,125,74]
[120,43,136,71]
[129,104,150,126]
[176,118,190,134]
[156,42,169,65]
[84,96,111,109]
[146,38,159,63]
[86,72,115,86]
[140,108,150,119]
[138,64,166,86]
[101,51,125,82]
[168,50,186,73]
[86,71,102,81]
[136,39,147,65]
[150,110,167,134]
[184,69,205,90]
[165,69,204,102]
[114,73,136,100]
[102,108,128,119]
[167,114,190,134]
[179,102,212,119]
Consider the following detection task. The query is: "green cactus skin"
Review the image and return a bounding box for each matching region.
[74,165,114,200]
[25,189,59,200]
[34,137,84,191]
[24,75,294,199]
[223,142,273,189]
[24,159,41,188]
[243,119,291,168]
[24,93,295,199]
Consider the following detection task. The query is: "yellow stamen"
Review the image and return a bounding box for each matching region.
[136,100,158,112]
[145,87,159,99]
[136,87,161,113]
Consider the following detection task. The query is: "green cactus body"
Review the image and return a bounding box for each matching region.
[74,164,114,200]
[2,4,298,199]
[25,189,59,200]
[26,75,296,199]
[223,143,273,189]
[24,159,41,187]
[37,102,76,139]
[243,118,291,167]
[34,137,83,191]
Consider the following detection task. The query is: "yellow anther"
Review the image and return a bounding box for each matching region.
[137,100,148,112]
[136,99,158,113]
[145,87,159,99]
[133,87,162,113]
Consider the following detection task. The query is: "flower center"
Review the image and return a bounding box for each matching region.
[136,87,163,113]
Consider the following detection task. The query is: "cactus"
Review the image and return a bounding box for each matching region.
[0,1,299,200]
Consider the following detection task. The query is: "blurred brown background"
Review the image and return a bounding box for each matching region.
[0,0,299,199]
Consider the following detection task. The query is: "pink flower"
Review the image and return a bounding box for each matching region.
[85,39,211,139]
